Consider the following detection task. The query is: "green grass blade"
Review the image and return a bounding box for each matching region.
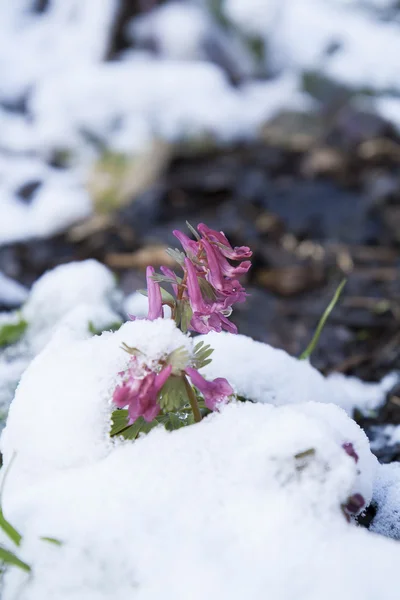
[40,537,63,546]
[0,510,22,547]
[0,546,31,572]
[299,279,347,361]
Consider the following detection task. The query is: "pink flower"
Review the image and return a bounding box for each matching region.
[173,230,199,257]
[197,223,252,260]
[185,367,233,410]
[185,258,237,334]
[146,266,163,320]
[344,493,365,515]
[113,360,172,423]
[342,442,359,463]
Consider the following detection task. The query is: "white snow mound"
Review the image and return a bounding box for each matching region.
[0,318,395,599]
[199,331,396,415]
[0,260,122,415]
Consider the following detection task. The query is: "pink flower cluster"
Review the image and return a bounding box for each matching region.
[113,358,172,423]
[113,223,248,425]
[113,355,234,424]
[146,223,252,334]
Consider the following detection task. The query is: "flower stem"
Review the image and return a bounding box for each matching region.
[183,376,202,423]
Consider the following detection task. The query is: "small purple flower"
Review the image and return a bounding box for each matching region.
[185,258,237,334]
[146,266,163,320]
[197,223,252,260]
[344,493,365,515]
[342,442,359,463]
[185,367,233,410]
[173,230,199,257]
[113,359,172,423]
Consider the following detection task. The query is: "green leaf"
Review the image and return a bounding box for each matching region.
[121,343,142,356]
[174,300,182,328]
[158,375,189,412]
[88,321,122,336]
[121,418,159,440]
[299,279,347,361]
[198,278,217,301]
[0,545,31,572]
[110,411,160,440]
[40,537,63,546]
[0,318,27,348]
[0,509,22,547]
[162,412,188,431]
[166,346,190,373]
[193,342,214,369]
[110,409,130,436]
[180,301,193,334]
[165,248,186,266]
[186,221,201,241]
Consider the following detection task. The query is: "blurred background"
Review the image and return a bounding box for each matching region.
[0,0,399,379]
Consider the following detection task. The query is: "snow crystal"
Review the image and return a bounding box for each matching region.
[199,331,395,415]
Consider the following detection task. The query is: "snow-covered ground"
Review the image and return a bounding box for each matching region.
[0,299,399,598]
[0,0,400,248]
[0,260,399,596]
[0,260,122,415]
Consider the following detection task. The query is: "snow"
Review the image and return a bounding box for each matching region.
[199,331,396,415]
[1,307,399,597]
[1,0,399,244]
[0,0,118,103]
[0,260,122,416]
[0,156,92,246]
[224,0,282,37]
[29,61,311,160]
[130,3,213,61]
[375,96,400,132]
[0,313,392,599]
[0,273,28,307]
[124,291,172,319]
[228,0,400,92]
[371,463,400,540]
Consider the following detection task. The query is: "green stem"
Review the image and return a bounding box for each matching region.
[183,377,202,423]
[300,278,347,361]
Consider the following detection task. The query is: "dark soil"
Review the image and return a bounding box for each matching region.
[1,108,400,457]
